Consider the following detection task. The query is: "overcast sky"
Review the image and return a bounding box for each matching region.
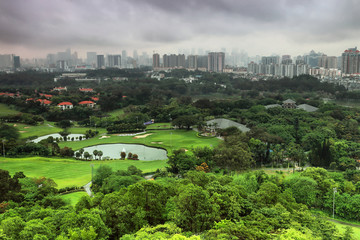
[0,0,359,59]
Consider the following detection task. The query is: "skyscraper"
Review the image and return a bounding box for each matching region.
[208,52,225,72]
[107,55,121,68]
[13,56,20,69]
[163,54,185,68]
[187,55,198,69]
[342,47,360,74]
[153,53,160,68]
[97,55,105,68]
[86,52,97,66]
[122,50,127,68]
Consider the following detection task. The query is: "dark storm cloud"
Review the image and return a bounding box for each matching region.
[0,0,359,56]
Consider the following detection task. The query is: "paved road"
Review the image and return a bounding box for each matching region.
[328,218,360,228]
[83,181,93,197]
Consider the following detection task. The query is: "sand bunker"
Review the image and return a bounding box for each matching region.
[99,136,110,139]
[19,131,27,133]
[133,133,153,139]
[24,127,30,129]
[151,141,163,144]
[13,124,17,127]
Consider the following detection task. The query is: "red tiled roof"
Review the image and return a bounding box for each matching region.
[91,97,99,101]
[57,102,73,106]
[79,100,94,105]
[79,88,93,91]
[37,99,52,105]
[39,93,53,98]
[0,92,15,97]
[26,98,35,101]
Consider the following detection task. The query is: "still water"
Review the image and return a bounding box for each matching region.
[33,133,86,143]
[81,143,168,161]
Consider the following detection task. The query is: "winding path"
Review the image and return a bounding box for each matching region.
[83,181,93,197]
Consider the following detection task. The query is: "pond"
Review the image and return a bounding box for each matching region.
[80,143,168,161]
[32,133,86,143]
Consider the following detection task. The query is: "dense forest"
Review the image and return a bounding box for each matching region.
[0,166,358,239]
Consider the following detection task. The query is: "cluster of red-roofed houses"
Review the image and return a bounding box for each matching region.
[2,87,99,110]
[24,87,99,110]
[0,92,21,98]
[57,100,97,110]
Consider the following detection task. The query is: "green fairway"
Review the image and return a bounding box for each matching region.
[0,157,167,188]
[68,126,107,135]
[0,103,20,116]
[14,122,62,139]
[146,123,172,130]
[15,122,107,139]
[60,192,88,206]
[58,129,220,154]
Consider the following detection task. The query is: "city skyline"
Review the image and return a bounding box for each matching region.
[1,0,360,59]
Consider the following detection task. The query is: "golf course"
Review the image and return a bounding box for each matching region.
[1,120,221,188]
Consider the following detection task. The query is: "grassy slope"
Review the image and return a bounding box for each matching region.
[58,129,220,154]
[14,122,62,139]
[60,192,88,206]
[331,220,360,240]
[0,104,20,116]
[108,109,125,117]
[146,123,172,130]
[0,157,166,188]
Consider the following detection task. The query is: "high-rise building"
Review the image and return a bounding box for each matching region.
[153,53,160,68]
[46,54,56,67]
[163,54,185,68]
[304,50,322,67]
[197,55,208,69]
[97,55,105,68]
[122,50,127,68]
[208,52,225,72]
[133,50,138,60]
[261,56,280,65]
[86,52,97,67]
[318,55,338,69]
[342,47,360,74]
[187,55,198,69]
[13,56,20,69]
[107,55,121,68]
[0,54,13,69]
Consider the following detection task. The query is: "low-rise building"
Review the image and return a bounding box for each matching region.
[282,99,297,109]
[78,100,96,108]
[79,88,94,93]
[52,87,67,92]
[37,99,52,106]
[57,102,73,110]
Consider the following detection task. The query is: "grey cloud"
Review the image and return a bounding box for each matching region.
[0,0,359,57]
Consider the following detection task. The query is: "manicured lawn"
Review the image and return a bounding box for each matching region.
[14,122,62,139]
[58,129,221,154]
[14,122,107,139]
[60,192,88,206]
[108,108,125,117]
[0,156,167,188]
[0,104,20,116]
[68,126,107,135]
[331,220,360,239]
[146,123,172,130]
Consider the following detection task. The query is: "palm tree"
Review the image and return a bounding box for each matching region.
[83,151,90,160]
[98,151,103,160]
[93,150,99,160]
[79,148,84,159]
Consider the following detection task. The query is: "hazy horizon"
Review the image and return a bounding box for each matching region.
[1,0,359,59]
